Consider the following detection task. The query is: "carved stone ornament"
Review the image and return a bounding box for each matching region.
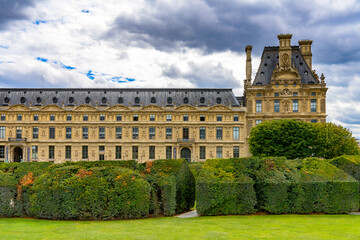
[175,105,197,111]
[281,88,292,96]
[281,53,290,67]
[208,105,232,111]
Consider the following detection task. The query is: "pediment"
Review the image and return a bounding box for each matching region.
[141,105,163,111]
[7,104,31,111]
[107,105,131,111]
[40,105,65,111]
[74,104,97,111]
[174,105,198,111]
[208,105,232,111]
[271,68,300,81]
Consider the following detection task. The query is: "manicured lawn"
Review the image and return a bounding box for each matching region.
[1,214,360,240]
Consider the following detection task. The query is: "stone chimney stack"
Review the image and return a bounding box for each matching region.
[298,39,313,70]
[277,34,292,69]
[245,45,252,85]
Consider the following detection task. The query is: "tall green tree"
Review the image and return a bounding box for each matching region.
[249,119,316,159]
[313,122,360,159]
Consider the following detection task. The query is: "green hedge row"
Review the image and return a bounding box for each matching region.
[0,159,195,220]
[197,157,359,215]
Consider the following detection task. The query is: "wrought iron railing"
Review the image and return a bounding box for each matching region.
[8,138,27,142]
[177,138,195,142]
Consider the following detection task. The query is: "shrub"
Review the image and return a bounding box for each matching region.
[29,166,150,220]
[196,159,257,216]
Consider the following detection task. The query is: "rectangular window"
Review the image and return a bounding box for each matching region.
[233,127,239,140]
[97,146,104,152]
[82,127,88,139]
[33,127,38,139]
[100,114,105,121]
[274,100,280,112]
[233,146,240,158]
[66,127,72,139]
[116,146,122,159]
[217,115,222,121]
[149,114,155,121]
[256,100,262,113]
[166,114,172,121]
[17,114,22,121]
[82,146,88,159]
[200,115,205,121]
[311,99,317,112]
[149,146,155,159]
[65,146,71,159]
[133,114,138,121]
[0,114,5,121]
[293,99,298,112]
[311,119,318,123]
[16,127,22,139]
[132,146,138,159]
[0,146,5,158]
[116,114,122,121]
[32,146,38,159]
[49,146,54,159]
[255,120,262,125]
[99,154,104,161]
[274,93,279,97]
[216,127,222,140]
[116,127,122,139]
[200,146,206,160]
[149,127,156,139]
[133,127,139,139]
[199,127,206,139]
[166,127,172,139]
[66,114,72,121]
[50,114,55,121]
[49,127,55,139]
[0,126,5,139]
[216,146,223,159]
[183,115,189,121]
[311,92,316,96]
[99,127,105,139]
[166,146,172,159]
[233,115,239,121]
[33,114,38,121]
[256,93,261,97]
[293,92,298,97]
[83,115,88,121]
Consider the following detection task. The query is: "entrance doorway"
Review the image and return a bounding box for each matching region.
[13,147,23,162]
[180,147,191,163]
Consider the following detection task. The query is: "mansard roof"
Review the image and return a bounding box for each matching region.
[0,88,241,108]
[252,46,319,86]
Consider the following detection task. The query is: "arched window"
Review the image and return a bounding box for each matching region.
[151,97,156,104]
[20,97,26,104]
[134,97,140,104]
[216,97,222,104]
[167,97,172,105]
[85,97,91,104]
[52,97,58,103]
[101,97,107,104]
[69,97,74,104]
[200,97,205,104]
[4,97,10,103]
[118,97,124,104]
[36,97,42,103]
[183,97,189,104]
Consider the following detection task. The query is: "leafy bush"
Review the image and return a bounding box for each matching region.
[196,159,257,215]
[30,166,150,220]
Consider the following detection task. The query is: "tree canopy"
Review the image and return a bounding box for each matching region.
[249,119,359,159]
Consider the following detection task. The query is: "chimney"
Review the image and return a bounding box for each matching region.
[245,45,252,84]
[298,39,313,70]
[277,34,292,69]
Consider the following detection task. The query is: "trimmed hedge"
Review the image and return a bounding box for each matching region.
[196,157,359,215]
[0,162,52,217]
[143,159,196,216]
[330,155,360,182]
[30,166,150,220]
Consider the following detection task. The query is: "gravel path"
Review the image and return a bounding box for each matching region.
[176,210,199,218]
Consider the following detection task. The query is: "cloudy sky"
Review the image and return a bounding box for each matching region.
[0,0,359,136]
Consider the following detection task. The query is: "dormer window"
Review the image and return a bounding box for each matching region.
[36,97,42,103]
[183,97,189,104]
[216,97,222,104]
[85,97,91,104]
[118,97,123,104]
[167,97,172,105]
[101,97,107,104]
[134,97,140,104]
[150,97,156,104]
[200,97,205,104]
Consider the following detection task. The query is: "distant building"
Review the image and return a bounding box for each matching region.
[0,34,327,163]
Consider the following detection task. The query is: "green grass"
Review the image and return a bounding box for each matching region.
[1,215,360,240]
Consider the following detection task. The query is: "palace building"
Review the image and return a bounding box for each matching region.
[0,34,327,163]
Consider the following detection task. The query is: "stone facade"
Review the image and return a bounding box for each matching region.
[0,34,327,163]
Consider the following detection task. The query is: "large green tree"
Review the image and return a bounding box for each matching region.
[313,122,360,159]
[249,119,360,159]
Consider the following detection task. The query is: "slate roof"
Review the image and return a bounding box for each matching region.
[252,46,319,86]
[0,88,241,108]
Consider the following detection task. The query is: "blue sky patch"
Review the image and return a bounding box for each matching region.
[87,70,95,80]
[126,78,135,82]
[33,20,47,25]
[36,57,48,62]
[81,10,90,13]
[0,45,9,49]
[59,62,76,70]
